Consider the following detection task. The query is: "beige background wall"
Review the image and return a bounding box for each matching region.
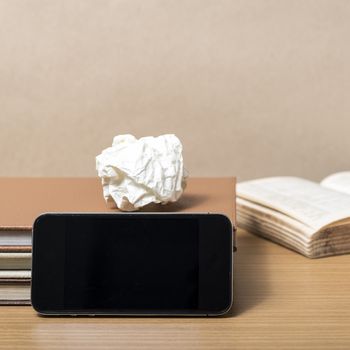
[1,0,349,181]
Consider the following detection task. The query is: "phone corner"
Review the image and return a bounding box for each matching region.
[212,300,234,317]
[32,212,51,231]
[30,298,41,315]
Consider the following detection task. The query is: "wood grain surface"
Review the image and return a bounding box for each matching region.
[0,228,350,349]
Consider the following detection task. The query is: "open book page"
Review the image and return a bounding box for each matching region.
[237,198,315,240]
[237,177,350,230]
[321,172,350,195]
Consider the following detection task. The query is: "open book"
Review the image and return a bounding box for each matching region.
[237,172,350,258]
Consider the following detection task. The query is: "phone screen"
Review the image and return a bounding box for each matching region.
[65,217,199,310]
[31,213,233,316]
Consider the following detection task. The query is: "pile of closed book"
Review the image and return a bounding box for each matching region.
[0,177,235,304]
[0,229,31,304]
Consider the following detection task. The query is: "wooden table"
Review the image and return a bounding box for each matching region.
[1,229,350,349]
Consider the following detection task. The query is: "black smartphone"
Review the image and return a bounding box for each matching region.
[31,213,234,316]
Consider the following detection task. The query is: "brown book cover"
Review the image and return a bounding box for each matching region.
[0,177,236,240]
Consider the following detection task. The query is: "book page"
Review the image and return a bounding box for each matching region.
[237,197,315,240]
[237,177,350,230]
[321,172,350,195]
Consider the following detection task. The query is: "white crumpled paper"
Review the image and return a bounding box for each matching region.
[96,134,188,211]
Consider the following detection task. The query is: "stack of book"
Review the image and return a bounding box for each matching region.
[0,177,236,305]
[0,231,31,304]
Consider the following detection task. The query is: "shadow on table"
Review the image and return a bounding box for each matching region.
[139,193,209,212]
[224,230,271,317]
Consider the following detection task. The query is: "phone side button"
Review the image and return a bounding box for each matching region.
[88,314,95,317]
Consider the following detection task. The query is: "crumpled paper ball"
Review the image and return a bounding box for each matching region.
[96,134,188,211]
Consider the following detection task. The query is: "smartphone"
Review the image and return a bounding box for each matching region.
[31,213,234,316]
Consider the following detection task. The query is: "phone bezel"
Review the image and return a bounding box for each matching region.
[31,212,234,317]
